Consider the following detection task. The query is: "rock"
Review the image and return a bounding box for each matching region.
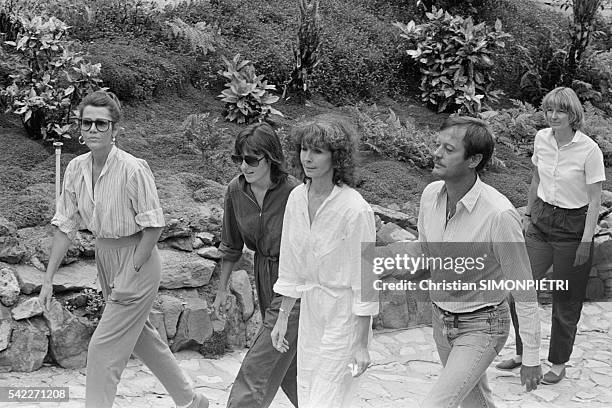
[156,172,224,238]
[11,297,44,320]
[197,246,222,261]
[42,299,94,369]
[371,204,418,230]
[159,250,216,289]
[18,225,81,266]
[0,218,25,264]
[602,190,612,206]
[234,249,255,275]
[245,308,262,348]
[0,266,20,307]
[13,261,99,294]
[0,317,49,372]
[192,237,204,250]
[171,297,213,352]
[0,321,11,351]
[0,236,26,264]
[74,231,96,258]
[586,277,605,300]
[377,277,431,329]
[157,294,184,339]
[593,235,612,269]
[230,270,254,321]
[195,232,215,246]
[160,218,192,241]
[167,237,194,252]
[377,222,418,245]
[149,309,168,345]
[0,217,18,237]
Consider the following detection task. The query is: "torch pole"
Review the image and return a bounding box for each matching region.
[54,141,63,211]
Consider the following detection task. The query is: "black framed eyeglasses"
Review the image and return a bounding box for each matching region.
[80,119,114,132]
[231,154,265,167]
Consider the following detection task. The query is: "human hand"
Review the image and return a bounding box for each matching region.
[271,318,289,353]
[574,241,591,266]
[39,282,54,311]
[350,346,371,377]
[520,364,542,392]
[522,215,531,235]
[133,251,150,272]
[212,290,228,320]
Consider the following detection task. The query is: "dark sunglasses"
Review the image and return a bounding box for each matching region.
[231,154,265,167]
[80,118,114,132]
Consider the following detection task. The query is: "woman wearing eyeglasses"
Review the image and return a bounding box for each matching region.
[214,122,300,408]
[271,116,378,408]
[38,90,208,408]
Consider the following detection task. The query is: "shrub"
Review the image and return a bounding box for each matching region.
[350,103,435,168]
[162,17,218,56]
[0,13,105,141]
[218,54,283,124]
[395,7,511,115]
[283,0,322,100]
[583,102,612,165]
[64,288,105,323]
[577,49,612,113]
[481,99,547,156]
[181,112,230,160]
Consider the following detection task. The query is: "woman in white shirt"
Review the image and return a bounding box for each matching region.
[499,87,605,385]
[39,91,208,408]
[270,116,378,408]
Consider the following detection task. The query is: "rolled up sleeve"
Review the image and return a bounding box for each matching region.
[218,185,244,262]
[127,161,165,229]
[350,207,379,316]
[51,160,82,240]
[273,194,304,299]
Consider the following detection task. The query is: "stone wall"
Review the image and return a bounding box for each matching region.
[1,188,612,372]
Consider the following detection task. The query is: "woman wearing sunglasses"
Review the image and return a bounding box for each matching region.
[271,116,378,408]
[39,90,208,408]
[214,122,300,408]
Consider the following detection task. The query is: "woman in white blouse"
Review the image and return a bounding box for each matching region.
[270,116,378,408]
[38,91,208,408]
[500,87,605,385]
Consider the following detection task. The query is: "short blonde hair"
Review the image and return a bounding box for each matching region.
[541,87,584,131]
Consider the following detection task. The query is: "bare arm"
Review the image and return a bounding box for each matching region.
[270,295,298,352]
[39,228,72,309]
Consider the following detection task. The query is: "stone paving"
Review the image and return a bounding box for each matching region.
[2,302,612,407]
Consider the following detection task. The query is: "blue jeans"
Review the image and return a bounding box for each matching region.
[423,301,510,408]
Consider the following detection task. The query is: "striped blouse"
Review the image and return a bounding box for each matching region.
[51,145,165,239]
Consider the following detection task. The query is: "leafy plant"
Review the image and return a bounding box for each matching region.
[0,13,105,141]
[583,102,612,165]
[182,112,229,160]
[481,99,547,156]
[163,17,217,55]
[395,7,511,115]
[217,54,282,124]
[283,0,322,100]
[64,288,105,324]
[351,103,435,168]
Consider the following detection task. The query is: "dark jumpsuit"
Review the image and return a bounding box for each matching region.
[219,174,300,408]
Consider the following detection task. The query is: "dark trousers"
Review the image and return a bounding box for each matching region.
[509,197,591,364]
[227,295,300,408]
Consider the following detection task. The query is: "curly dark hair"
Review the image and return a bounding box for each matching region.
[290,114,358,187]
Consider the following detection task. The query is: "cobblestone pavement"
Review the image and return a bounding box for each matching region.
[2,302,612,407]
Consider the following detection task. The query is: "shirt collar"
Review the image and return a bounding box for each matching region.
[435,175,483,214]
